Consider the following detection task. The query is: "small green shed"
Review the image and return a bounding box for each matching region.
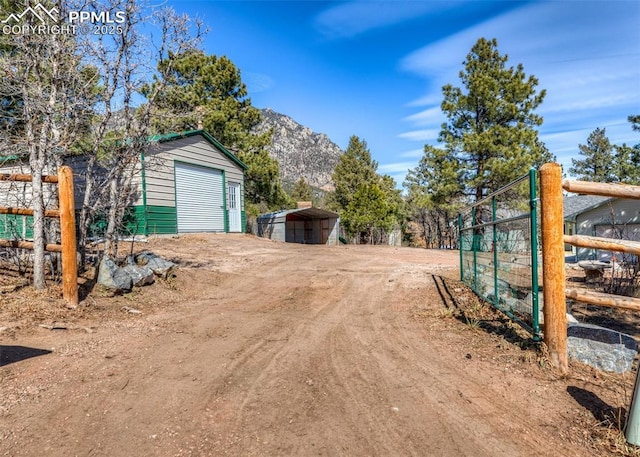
[131,130,248,235]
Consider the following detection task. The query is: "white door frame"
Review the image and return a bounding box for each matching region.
[227,181,242,232]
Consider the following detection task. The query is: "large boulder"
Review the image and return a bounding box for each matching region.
[122,264,155,287]
[134,252,176,278]
[97,257,133,292]
[567,323,638,373]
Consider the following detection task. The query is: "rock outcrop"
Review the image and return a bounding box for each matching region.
[254,108,343,191]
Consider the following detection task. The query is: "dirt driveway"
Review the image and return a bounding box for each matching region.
[0,234,635,456]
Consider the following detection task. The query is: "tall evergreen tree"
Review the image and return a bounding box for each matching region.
[569,127,616,182]
[613,144,640,184]
[327,135,377,212]
[439,37,552,202]
[613,115,640,184]
[404,145,463,248]
[290,177,313,202]
[328,135,402,243]
[144,51,287,209]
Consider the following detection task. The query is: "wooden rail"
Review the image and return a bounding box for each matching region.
[0,166,77,305]
[566,289,640,312]
[562,180,640,199]
[563,234,640,256]
[0,173,59,183]
[0,207,61,218]
[0,239,63,252]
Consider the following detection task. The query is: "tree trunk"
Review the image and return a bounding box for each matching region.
[103,174,120,257]
[29,156,46,290]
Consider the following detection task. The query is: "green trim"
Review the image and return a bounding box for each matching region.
[140,150,149,236]
[458,214,463,282]
[240,180,246,233]
[151,130,248,171]
[222,171,229,232]
[529,168,541,341]
[0,154,21,164]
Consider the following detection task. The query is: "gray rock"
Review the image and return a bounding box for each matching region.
[146,257,176,278]
[134,252,176,278]
[97,257,133,292]
[567,323,638,373]
[123,264,155,287]
[133,252,154,266]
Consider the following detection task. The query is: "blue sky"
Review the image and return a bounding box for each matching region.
[170,0,640,186]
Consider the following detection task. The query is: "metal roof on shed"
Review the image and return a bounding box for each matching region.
[258,207,339,221]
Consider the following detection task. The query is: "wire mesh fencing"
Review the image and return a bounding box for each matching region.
[459,169,541,340]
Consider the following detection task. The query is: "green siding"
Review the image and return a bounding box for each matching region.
[144,205,177,235]
[0,214,34,239]
[126,206,147,236]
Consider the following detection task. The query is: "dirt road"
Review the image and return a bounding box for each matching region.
[0,234,630,456]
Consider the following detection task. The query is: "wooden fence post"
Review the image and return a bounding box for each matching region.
[58,166,78,306]
[540,163,568,373]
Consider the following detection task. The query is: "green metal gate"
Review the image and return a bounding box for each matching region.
[458,169,541,340]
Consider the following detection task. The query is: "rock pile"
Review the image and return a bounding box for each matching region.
[97,252,176,293]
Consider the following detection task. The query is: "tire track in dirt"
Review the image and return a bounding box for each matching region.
[0,237,602,456]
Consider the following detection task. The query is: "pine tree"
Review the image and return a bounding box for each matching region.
[290,177,313,202]
[327,135,377,212]
[613,115,640,184]
[440,37,552,202]
[145,51,287,209]
[569,128,616,182]
[328,136,402,243]
[343,183,388,244]
[404,145,463,248]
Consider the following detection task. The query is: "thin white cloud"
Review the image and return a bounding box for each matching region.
[315,1,457,40]
[398,129,439,142]
[405,93,442,108]
[399,1,640,157]
[244,72,275,93]
[399,148,425,159]
[403,106,443,127]
[378,161,417,174]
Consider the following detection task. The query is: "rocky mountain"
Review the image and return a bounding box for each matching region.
[255,108,343,191]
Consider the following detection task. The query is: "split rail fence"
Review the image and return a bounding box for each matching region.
[0,166,78,305]
[459,162,640,374]
[540,162,640,373]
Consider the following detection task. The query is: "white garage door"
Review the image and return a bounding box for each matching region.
[175,162,224,232]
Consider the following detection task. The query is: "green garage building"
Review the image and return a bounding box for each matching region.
[0,130,247,238]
